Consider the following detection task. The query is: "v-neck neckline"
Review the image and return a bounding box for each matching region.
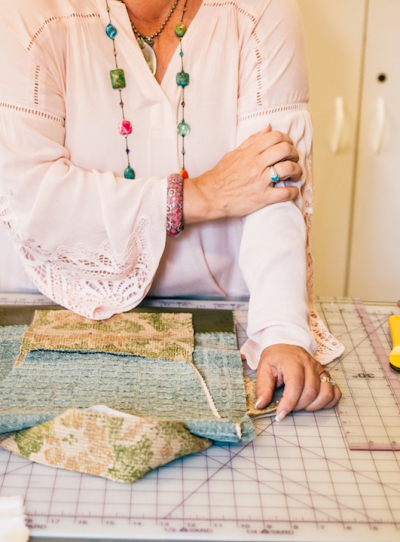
[114,0,205,90]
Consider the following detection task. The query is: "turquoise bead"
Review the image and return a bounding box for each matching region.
[177,121,190,137]
[124,166,135,179]
[110,69,126,89]
[106,24,117,39]
[176,71,189,87]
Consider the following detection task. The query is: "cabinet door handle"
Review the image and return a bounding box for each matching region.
[331,96,344,154]
[373,97,385,154]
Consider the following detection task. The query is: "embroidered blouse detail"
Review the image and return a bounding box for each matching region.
[0,194,154,320]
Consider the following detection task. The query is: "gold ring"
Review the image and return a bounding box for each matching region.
[320,375,336,386]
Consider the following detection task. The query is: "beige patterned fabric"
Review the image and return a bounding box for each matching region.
[0,407,211,484]
[15,310,194,366]
[244,377,279,419]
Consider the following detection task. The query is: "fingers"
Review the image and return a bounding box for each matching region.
[254,130,295,154]
[304,371,342,412]
[238,124,272,150]
[259,345,342,423]
[275,362,305,422]
[266,185,300,204]
[323,384,342,409]
[255,362,276,410]
[268,161,303,184]
[260,141,300,166]
[293,362,321,411]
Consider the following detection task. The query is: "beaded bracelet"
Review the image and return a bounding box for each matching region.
[166,174,184,237]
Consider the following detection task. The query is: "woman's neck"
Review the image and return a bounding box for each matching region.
[123,0,178,33]
[120,0,203,84]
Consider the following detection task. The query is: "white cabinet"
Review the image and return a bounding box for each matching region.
[299,0,400,302]
[348,0,400,301]
[298,0,367,297]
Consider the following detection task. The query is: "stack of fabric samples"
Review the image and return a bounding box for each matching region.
[0,307,279,484]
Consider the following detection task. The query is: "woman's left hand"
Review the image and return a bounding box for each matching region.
[255,344,342,420]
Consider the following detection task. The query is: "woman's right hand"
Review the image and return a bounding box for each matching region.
[183,124,303,224]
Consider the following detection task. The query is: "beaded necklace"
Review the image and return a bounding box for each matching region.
[130,0,180,76]
[105,0,190,180]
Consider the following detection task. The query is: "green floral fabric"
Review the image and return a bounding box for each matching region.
[16,310,194,365]
[0,408,211,483]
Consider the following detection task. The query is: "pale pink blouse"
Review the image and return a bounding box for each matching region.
[0,0,344,367]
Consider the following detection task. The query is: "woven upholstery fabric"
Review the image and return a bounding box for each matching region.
[0,325,27,383]
[195,332,237,350]
[244,377,280,418]
[0,408,211,483]
[0,346,255,443]
[15,310,194,366]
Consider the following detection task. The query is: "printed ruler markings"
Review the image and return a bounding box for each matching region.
[340,303,389,451]
[355,298,400,405]
[317,299,400,451]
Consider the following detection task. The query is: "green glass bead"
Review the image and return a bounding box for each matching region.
[175,23,186,38]
[124,166,135,179]
[110,69,126,89]
[176,71,189,87]
[177,121,190,137]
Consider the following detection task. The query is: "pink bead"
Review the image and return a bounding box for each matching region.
[118,120,132,135]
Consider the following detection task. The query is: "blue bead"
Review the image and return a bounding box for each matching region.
[126,149,130,154]
[106,24,117,40]
[124,166,135,179]
[177,121,190,137]
[179,52,184,57]
[176,71,189,87]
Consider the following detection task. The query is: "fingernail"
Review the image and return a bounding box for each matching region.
[275,410,287,422]
[255,398,263,409]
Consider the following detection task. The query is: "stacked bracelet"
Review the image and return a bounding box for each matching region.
[166,174,184,237]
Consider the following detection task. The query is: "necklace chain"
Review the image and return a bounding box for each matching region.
[119,0,181,43]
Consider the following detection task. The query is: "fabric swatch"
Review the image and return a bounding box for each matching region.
[0,407,211,484]
[0,325,27,383]
[195,332,237,350]
[244,376,281,419]
[0,346,255,443]
[15,310,194,365]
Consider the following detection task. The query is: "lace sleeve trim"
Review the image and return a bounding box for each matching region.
[0,192,154,320]
[302,156,345,363]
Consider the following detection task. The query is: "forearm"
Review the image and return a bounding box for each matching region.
[183,175,217,225]
[239,201,317,365]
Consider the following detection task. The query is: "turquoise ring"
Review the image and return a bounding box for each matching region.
[270,166,280,184]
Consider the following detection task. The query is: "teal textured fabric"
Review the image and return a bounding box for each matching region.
[0,326,27,383]
[195,332,237,350]
[0,345,255,443]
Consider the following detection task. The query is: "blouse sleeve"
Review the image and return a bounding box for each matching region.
[0,17,167,320]
[236,0,318,368]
